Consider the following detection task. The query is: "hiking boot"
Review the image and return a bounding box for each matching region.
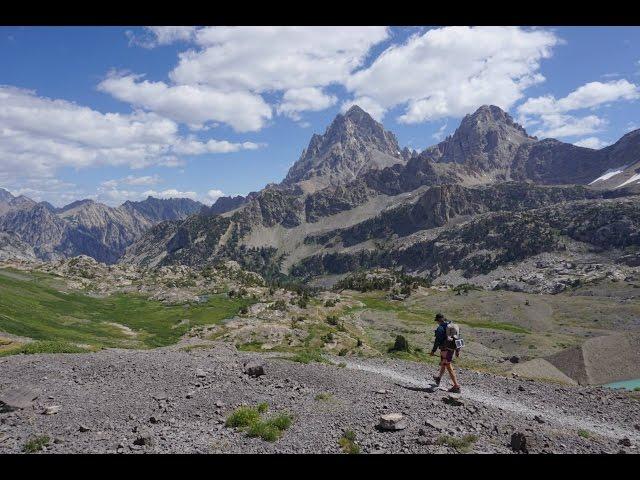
[432,375,441,386]
[448,385,461,393]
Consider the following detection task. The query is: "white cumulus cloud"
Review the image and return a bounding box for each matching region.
[206,189,225,203]
[277,87,337,120]
[0,85,259,183]
[171,26,389,92]
[573,137,611,149]
[517,79,639,139]
[98,74,272,132]
[344,26,559,123]
[127,26,197,48]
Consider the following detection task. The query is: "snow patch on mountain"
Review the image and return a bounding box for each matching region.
[588,167,625,185]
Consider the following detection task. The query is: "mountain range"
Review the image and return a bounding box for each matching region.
[2,104,639,283]
[0,192,204,263]
[117,105,640,286]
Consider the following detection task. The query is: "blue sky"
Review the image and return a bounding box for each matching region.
[0,26,638,206]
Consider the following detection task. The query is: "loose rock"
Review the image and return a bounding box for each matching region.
[378,413,407,431]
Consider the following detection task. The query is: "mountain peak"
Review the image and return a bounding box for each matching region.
[283,107,404,190]
[0,188,15,203]
[462,105,533,139]
[422,104,536,172]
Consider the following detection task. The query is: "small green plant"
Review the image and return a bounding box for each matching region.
[315,392,333,402]
[339,430,360,454]
[634,387,640,392]
[269,299,288,311]
[290,349,326,364]
[225,406,261,428]
[326,315,339,326]
[324,299,338,307]
[436,434,478,453]
[269,413,293,431]
[22,435,50,453]
[578,429,591,439]
[297,297,308,309]
[338,348,349,356]
[337,362,346,368]
[226,404,292,442]
[239,305,249,315]
[247,420,280,441]
[321,332,334,343]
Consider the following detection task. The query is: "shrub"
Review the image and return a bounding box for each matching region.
[436,434,478,453]
[338,348,349,356]
[388,335,409,353]
[239,305,249,315]
[339,430,360,454]
[326,315,339,326]
[269,299,288,311]
[297,297,308,309]
[324,299,338,307]
[321,333,334,343]
[257,402,269,414]
[22,435,50,453]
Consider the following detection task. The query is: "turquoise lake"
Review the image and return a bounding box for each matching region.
[604,378,640,391]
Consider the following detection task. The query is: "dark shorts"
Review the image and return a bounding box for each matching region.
[439,348,454,364]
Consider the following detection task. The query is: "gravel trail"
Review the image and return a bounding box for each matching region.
[1,342,639,454]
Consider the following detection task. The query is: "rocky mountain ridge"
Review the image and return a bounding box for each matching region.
[0,191,204,263]
[123,105,640,289]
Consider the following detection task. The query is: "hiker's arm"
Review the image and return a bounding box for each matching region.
[430,336,439,354]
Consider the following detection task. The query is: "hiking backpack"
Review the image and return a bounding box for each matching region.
[446,322,465,350]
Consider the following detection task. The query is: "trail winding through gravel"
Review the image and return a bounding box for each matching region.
[344,359,640,442]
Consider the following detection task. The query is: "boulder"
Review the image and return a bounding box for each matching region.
[619,437,632,447]
[424,418,448,431]
[195,368,208,378]
[442,394,464,406]
[510,432,535,453]
[133,429,154,446]
[243,361,265,377]
[43,405,61,415]
[0,385,39,411]
[378,413,408,431]
[509,356,520,364]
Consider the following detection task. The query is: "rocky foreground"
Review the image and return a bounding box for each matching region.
[1,340,639,454]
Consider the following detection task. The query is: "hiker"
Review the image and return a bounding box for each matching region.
[430,313,461,393]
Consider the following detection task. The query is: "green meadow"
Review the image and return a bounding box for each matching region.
[0,269,252,355]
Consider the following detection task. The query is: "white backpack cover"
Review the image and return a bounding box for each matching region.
[446,322,465,349]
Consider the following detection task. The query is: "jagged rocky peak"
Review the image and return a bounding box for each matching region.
[121,196,204,222]
[423,104,537,173]
[0,188,14,203]
[283,105,405,191]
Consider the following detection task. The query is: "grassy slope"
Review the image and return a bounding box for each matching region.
[0,269,252,353]
[335,285,639,370]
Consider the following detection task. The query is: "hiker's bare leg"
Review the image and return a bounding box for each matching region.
[438,362,446,378]
[445,363,460,388]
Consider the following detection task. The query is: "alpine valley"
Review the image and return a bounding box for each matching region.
[2,105,640,455]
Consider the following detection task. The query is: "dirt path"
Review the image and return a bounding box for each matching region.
[344,359,640,442]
